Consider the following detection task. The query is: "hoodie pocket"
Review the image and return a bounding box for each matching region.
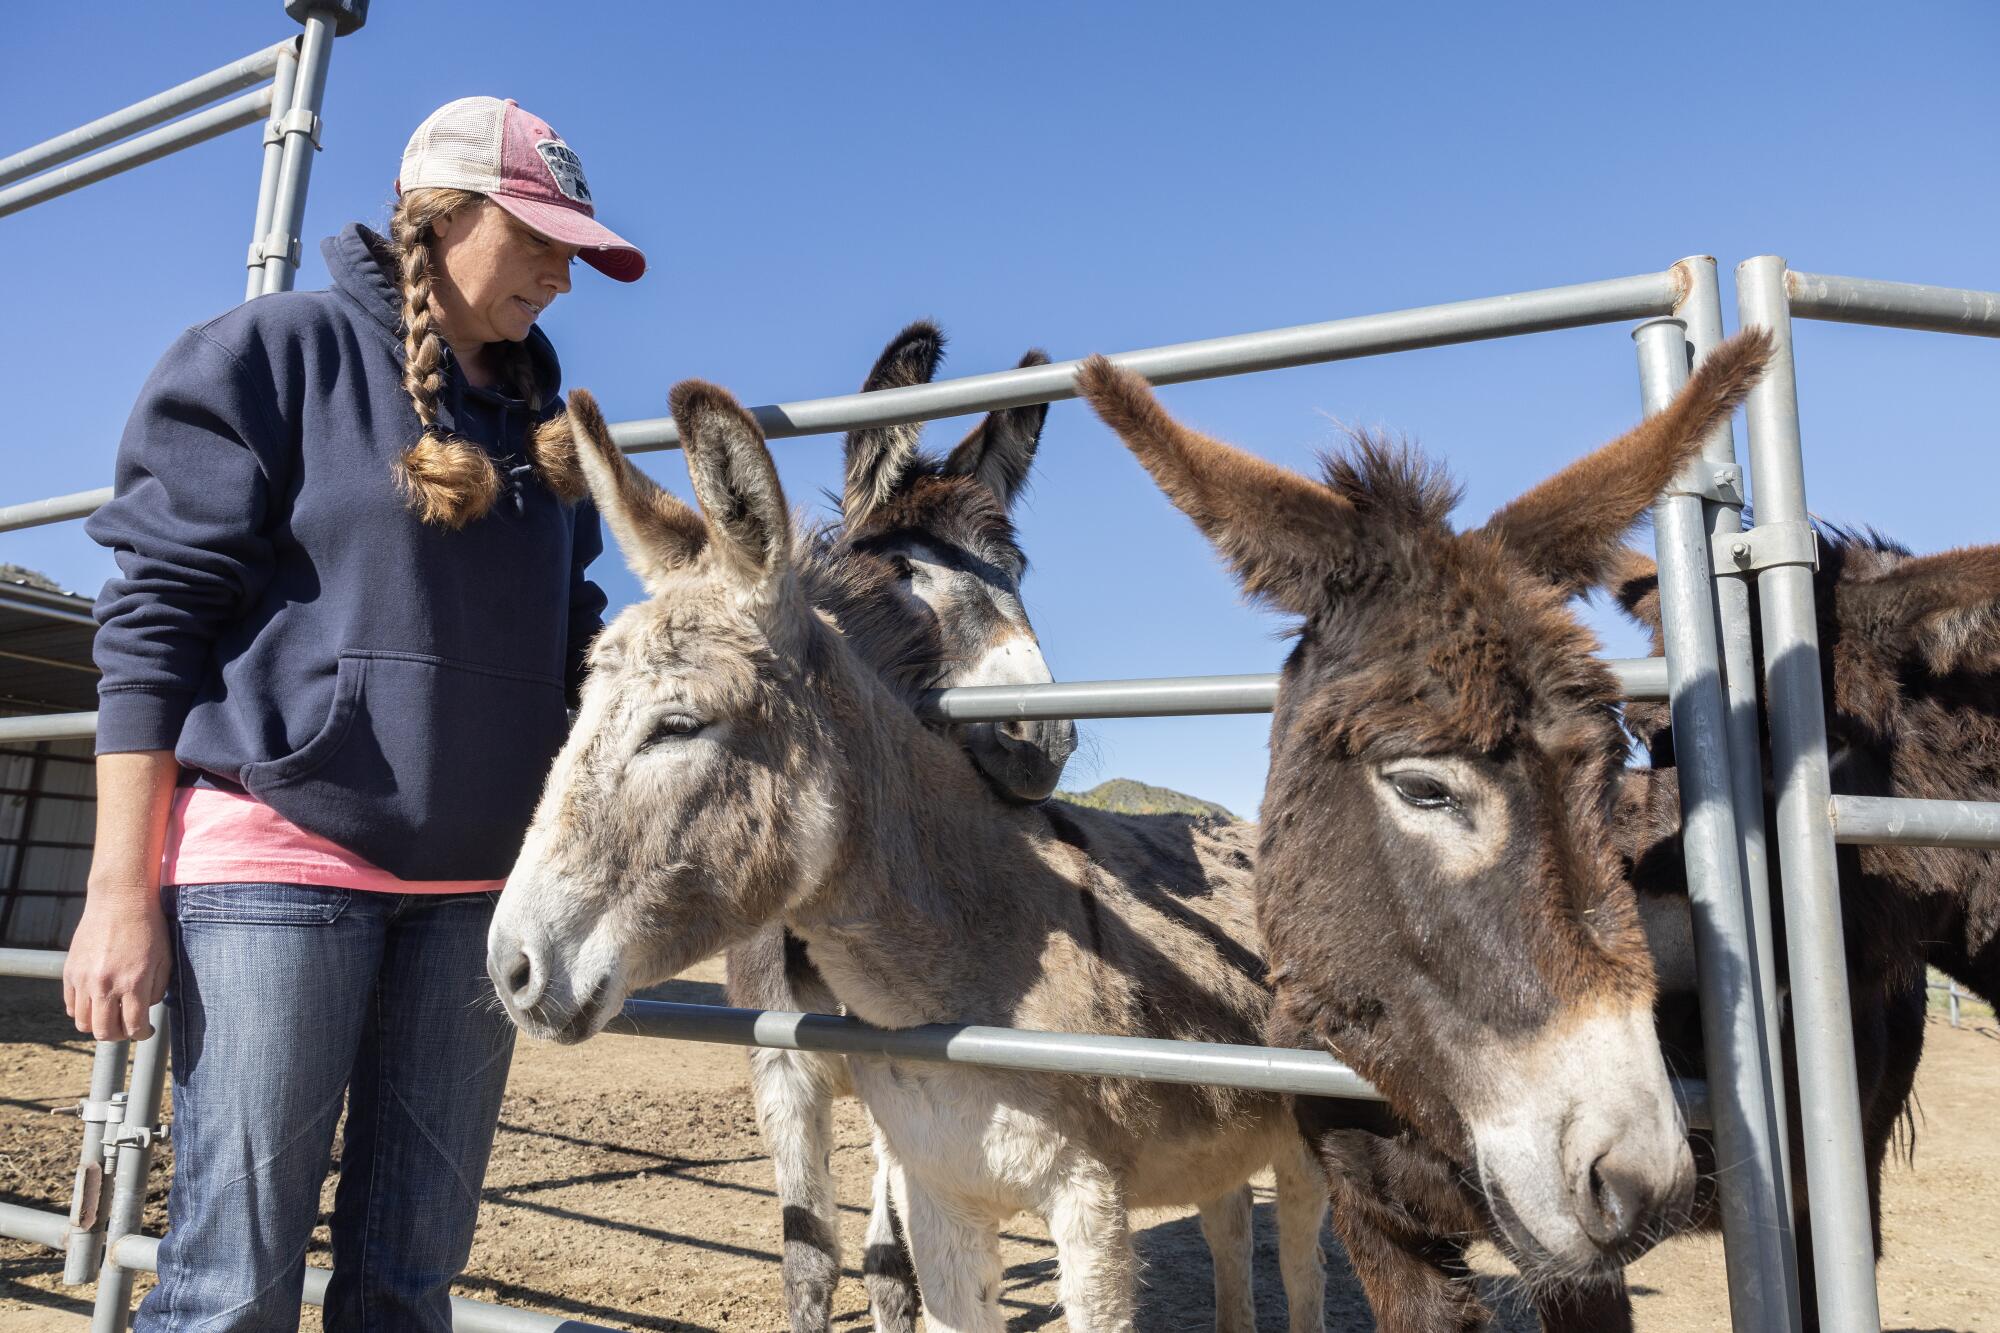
[241,651,569,881]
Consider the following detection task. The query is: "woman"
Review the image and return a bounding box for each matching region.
[63,96,643,1330]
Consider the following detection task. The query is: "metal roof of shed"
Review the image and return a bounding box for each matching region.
[0,577,97,715]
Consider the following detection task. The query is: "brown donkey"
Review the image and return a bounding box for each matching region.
[1195,525,1998,1331]
[724,320,1078,1333]
[491,385,1329,1332]
[1607,526,2000,1320]
[1076,330,1772,1328]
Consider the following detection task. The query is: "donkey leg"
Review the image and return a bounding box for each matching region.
[1196,1186,1257,1333]
[899,1173,1004,1333]
[1046,1162,1137,1333]
[1275,1140,1329,1333]
[748,1046,846,1333]
[863,1130,921,1333]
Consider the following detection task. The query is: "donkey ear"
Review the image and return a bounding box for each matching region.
[943,349,1052,508]
[668,379,793,595]
[1604,546,1666,655]
[844,320,945,527]
[564,389,707,595]
[1842,544,2000,675]
[1077,355,1362,616]
[1481,329,1773,595]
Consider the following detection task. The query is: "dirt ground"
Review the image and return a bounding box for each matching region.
[4,961,1995,1331]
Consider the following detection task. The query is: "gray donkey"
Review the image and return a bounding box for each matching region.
[725,321,1082,1333]
[490,384,1330,1332]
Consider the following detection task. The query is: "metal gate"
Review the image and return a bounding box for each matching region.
[4,8,1999,1333]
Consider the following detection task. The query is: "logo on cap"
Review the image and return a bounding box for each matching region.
[535,141,592,205]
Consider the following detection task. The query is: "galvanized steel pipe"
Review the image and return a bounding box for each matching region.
[0,659,1667,749]
[257,9,339,293]
[0,713,100,744]
[0,272,1681,532]
[1828,794,2000,849]
[0,486,114,534]
[619,999,1383,1101]
[1737,255,1883,1333]
[607,269,1684,453]
[1635,317,1800,1333]
[64,1038,130,1284]
[1786,270,2000,337]
[0,947,70,979]
[89,1009,168,1333]
[0,88,275,221]
[114,1233,625,1332]
[612,1001,1711,1126]
[1676,257,1800,1310]
[244,41,301,301]
[0,40,291,189]
[0,1200,70,1250]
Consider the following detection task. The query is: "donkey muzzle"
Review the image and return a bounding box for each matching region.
[964,717,1077,803]
[487,915,620,1045]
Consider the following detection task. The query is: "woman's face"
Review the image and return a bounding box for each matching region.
[431,199,581,346]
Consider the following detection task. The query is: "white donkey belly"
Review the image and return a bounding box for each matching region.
[849,1057,1073,1215]
[853,1057,1287,1212]
[1124,1111,1290,1210]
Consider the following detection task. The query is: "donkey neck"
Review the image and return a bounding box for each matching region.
[782,618,1075,1027]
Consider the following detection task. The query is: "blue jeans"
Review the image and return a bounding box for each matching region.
[135,884,515,1333]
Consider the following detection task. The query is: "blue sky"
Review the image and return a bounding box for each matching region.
[4,2,1995,820]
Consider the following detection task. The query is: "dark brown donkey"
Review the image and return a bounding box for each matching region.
[1076,330,1772,1330]
[1194,525,2000,1331]
[723,321,1076,1333]
[1607,525,2000,1319]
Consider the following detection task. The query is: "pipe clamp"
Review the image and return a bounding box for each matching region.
[1714,520,1819,577]
[1666,462,1744,506]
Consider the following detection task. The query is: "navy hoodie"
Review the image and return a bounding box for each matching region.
[87,223,606,881]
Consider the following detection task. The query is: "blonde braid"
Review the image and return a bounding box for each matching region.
[389,188,500,528]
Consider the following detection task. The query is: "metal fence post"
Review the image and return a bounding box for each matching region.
[257,5,344,294]
[1673,258,1792,1155]
[1736,254,1883,1333]
[1633,316,1802,1333]
[62,1039,130,1283]
[245,38,301,301]
[88,1007,169,1333]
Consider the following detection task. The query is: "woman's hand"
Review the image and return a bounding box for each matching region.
[64,887,170,1041]
[65,751,180,1042]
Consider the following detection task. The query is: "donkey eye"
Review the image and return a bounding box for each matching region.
[1387,772,1458,811]
[643,714,706,748]
[889,555,916,581]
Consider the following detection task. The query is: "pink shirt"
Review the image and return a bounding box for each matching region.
[163,787,506,895]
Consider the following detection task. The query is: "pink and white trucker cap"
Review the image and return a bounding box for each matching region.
[398,96,645,282]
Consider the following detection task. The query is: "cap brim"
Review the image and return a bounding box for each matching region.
[491,192,647,282]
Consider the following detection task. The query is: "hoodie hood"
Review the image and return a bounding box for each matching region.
[321,222,562,403]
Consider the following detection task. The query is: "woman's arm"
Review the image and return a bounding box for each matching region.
[64,751,180,1041]
[71,323,290,1040]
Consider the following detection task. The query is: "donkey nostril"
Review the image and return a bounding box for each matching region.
[505,952,534,999]
[999,719,1032,743]
[1583,1154,1647,1249]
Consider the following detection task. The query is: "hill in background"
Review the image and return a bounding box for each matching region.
[1056,778,1238,822]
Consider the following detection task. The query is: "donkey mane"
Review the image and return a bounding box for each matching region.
[794,519,959,704]
[1319,430,1463,529]
[848,471,1029,576]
